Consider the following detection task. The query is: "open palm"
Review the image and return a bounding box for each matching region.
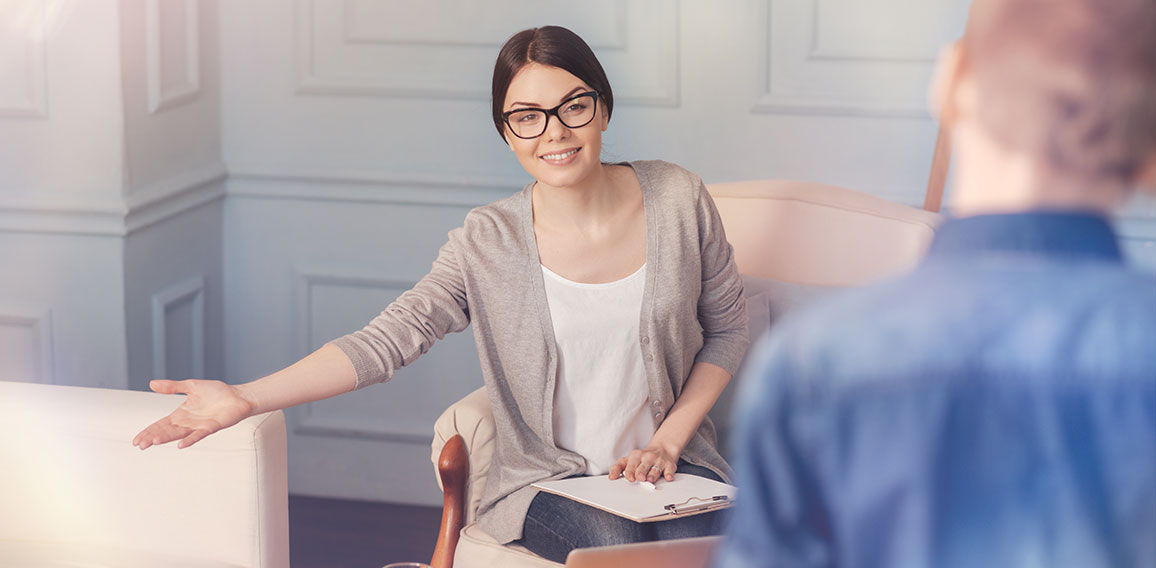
[133,379,253,450]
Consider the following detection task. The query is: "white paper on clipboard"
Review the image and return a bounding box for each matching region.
[532,473,737,523]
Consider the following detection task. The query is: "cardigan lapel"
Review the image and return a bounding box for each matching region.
[518,182,560,438]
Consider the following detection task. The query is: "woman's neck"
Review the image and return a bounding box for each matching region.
[532,163,625,230]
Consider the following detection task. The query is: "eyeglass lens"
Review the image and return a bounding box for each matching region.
[505,94,597,139]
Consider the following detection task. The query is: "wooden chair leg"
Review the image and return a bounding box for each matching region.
[924,125,952,213]
[430,434,469,568]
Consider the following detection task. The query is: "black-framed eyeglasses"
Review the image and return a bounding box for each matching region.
[502,91,600,140]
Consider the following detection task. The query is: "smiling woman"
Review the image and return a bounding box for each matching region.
[132,25,747,565]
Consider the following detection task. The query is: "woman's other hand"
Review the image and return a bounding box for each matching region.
[132,379,254,450]
[609,445,678,483]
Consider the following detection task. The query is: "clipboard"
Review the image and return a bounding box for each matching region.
[531,473,737,523]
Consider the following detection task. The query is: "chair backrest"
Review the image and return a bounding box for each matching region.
[708,180,941,286]
[706,181,941,454]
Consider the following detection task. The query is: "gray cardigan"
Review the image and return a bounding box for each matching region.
[330,160,749,543]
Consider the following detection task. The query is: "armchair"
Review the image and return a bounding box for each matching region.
[430,180,942,568]
[0,380,289,568]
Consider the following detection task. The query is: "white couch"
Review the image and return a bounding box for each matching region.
[0,380,290,567]
[429,180,942,568]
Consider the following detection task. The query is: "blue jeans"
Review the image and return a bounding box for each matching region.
[516,461,730,563]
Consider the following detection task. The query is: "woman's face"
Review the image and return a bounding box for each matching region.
[502,63,609,190]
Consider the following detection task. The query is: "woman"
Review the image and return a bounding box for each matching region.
[134,26,747,562]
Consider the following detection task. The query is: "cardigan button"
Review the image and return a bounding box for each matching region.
[641,336,650,344]
[654,411,663,420]
[652,399,661,408]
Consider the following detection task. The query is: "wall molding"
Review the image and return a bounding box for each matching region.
[805,0,939,63]
[0,163,226,237]
[340,0,630,50]
[751,0,940,118]
[150,276,205,379]
[292,266,429,443]
[291,407,434,444]
[294,0,679,105]
[145,0,201,114]
[0,306,54,384]
[0,1,49,119]
[229,167,522,208]
[0,199,126,237]
[125,163,227,234]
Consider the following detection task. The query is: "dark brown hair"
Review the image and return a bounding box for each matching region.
[491,26,614,141]
[962,0,1156,183]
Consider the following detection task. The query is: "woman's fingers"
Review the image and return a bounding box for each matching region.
[134,419,187,449]
[613,448,678,483]
[134,410,213,450]
[625,452,645,482]
[647,462,665,484]
[148,379,186,395]
[135,379,247,451]
[177,428,212,450]
[634,460,656,483]
[611,449,676,483]
[608,458,628,480]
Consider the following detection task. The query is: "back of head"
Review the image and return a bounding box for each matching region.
[962,0,1156,188]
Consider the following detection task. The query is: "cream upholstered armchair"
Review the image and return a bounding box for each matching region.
[429,181,942,568]
[0,381,289,568]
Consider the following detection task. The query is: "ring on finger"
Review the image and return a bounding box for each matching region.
[650,465,661,471]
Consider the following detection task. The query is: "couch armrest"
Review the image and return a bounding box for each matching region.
[0,381,289,568]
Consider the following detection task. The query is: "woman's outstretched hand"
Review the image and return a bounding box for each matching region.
[132,379,254,450]
[609,445,678,483]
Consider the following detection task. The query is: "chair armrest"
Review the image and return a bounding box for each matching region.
[431,387,495,520]
[431,435,467,568]
[430,387,494,568]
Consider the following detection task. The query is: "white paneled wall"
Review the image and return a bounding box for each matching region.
[0,232,126,387]
[1,0,128,389]
[0,0,224,390]
[0,305,53,383]
[120,0,225,391]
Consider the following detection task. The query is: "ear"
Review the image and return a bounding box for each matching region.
[929,42,967,127]
[600,106,609,132]
[1137,152,1156,190]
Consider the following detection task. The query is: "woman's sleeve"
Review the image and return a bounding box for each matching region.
[328,227,471,389]
[693,179,749,375]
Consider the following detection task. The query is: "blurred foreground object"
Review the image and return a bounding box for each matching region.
[718,0,1156,566]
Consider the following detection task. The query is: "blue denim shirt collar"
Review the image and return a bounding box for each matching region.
[928,211,1122,263]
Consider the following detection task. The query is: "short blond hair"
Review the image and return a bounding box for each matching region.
[962,0,1156,183]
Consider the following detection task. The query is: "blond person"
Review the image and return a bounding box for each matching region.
[718,0,1156,566]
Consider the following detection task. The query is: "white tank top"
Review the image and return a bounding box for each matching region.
[542,263,656,476]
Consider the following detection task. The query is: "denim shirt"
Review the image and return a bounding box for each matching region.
[716,212,1156,568]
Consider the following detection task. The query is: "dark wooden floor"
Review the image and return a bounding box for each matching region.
[289,494,442,568]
